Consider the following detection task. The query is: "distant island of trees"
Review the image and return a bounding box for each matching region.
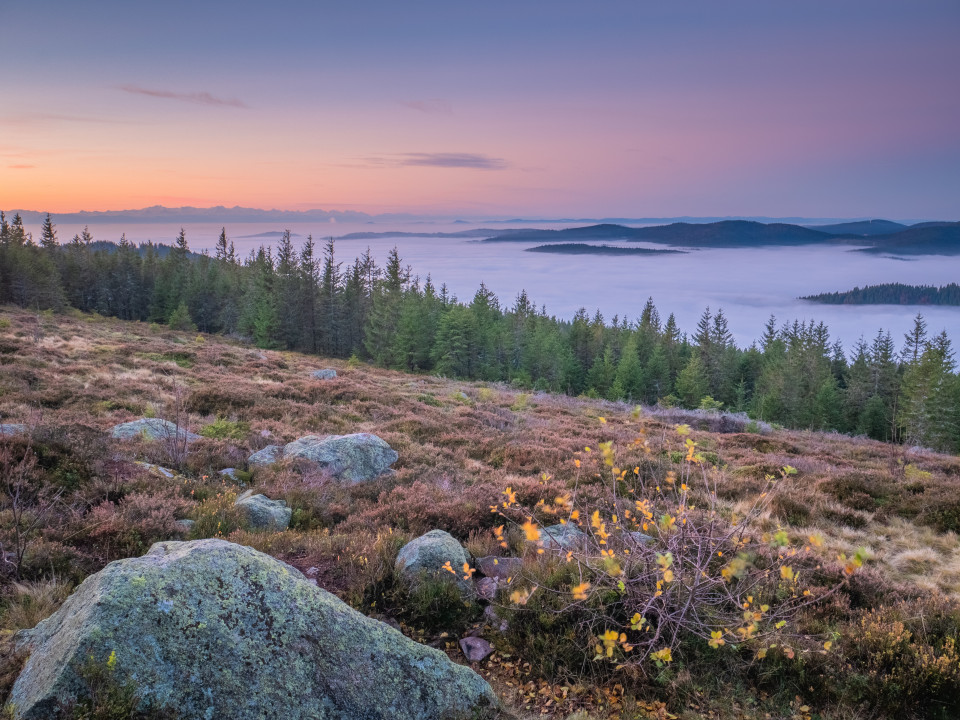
[802,283,960,306]
[525,244,684,256]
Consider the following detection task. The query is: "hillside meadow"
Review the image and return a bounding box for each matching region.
[0,306,958,719]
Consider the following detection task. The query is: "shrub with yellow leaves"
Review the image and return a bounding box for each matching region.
[490,417,863,679]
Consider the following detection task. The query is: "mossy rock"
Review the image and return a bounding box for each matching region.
[10,539,499,720]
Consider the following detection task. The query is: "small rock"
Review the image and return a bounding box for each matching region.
[396,530,473,597]
[459,637,494,663]
[540,523,587,550]
[110,418,200,444]
[482,606,508,633]
[176,519,195,533]
[247,444,283,466]
[475,556,523,579]
[218,468,240,481]
[234,491,291,531]
[135,461,176,479]
[311,368,337,380]
[0,423,27,436]
[629,531,655,546]
[476,577,499,602]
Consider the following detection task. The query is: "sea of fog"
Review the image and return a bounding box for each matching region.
[24,218,960,353]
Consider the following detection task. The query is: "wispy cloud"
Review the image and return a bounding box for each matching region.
[117,84,247,108]
[8,164,35,169]
[0,113,138,126]
[399,99,452,115]
[364,153,508,170]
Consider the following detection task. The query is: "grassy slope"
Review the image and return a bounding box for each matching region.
[1,306,959,719]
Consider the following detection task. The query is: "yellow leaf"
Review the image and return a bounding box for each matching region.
[522,518,540,542]
[571,582,590,601]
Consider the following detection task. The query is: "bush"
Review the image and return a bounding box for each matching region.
[198,418,250,441]
[188,491,247,538]
[491,423,861,682]
[87,490,192,559]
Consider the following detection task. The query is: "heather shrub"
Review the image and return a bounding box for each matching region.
[832,597,960,717]
[87,490,192,558]
[185,386,255,417]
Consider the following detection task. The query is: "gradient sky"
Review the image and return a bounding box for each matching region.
[2,1,959,218]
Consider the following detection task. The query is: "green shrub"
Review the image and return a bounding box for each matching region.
[198,418,250,441]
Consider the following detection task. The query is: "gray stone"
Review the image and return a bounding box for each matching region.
[110,418,200,444]
[459,637,494,663]
[540,523,587,550]
[396,529,473,597]
[0,423,27,436]
[476,577,499,602]
[218,468,239,481]
[482,606,508,633]
[9,539,498,720]
[282,433,398,483]
[134,461,176,479]
[628,531,655,546]
[247,444,282,466]
[176,519,195,533]
[311,368,337,380]
[476,556,523,580]
[234,491,291,531]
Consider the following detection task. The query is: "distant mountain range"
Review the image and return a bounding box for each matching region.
[5,205,939,227]
[483,220,960,255]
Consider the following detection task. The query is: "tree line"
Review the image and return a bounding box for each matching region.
[2,213,958,453]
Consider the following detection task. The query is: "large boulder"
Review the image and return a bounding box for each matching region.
[234,491,291,531]
[247,444,282,466]
[110,418,200,444]
[396,530,473,597]
[9,539,499,720]
[283,433,398,483]
[311,368,337,380]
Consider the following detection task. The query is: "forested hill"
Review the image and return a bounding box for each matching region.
[2,212,959,454]
[483,220,837,246]
[855,223,960,256]
[803,283,960,306]
[484,219,960,254]
[805,219,907,236]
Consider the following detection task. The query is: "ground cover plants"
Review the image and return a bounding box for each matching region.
[0,306,958,719]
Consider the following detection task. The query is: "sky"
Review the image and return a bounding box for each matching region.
[2,1,959,219]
